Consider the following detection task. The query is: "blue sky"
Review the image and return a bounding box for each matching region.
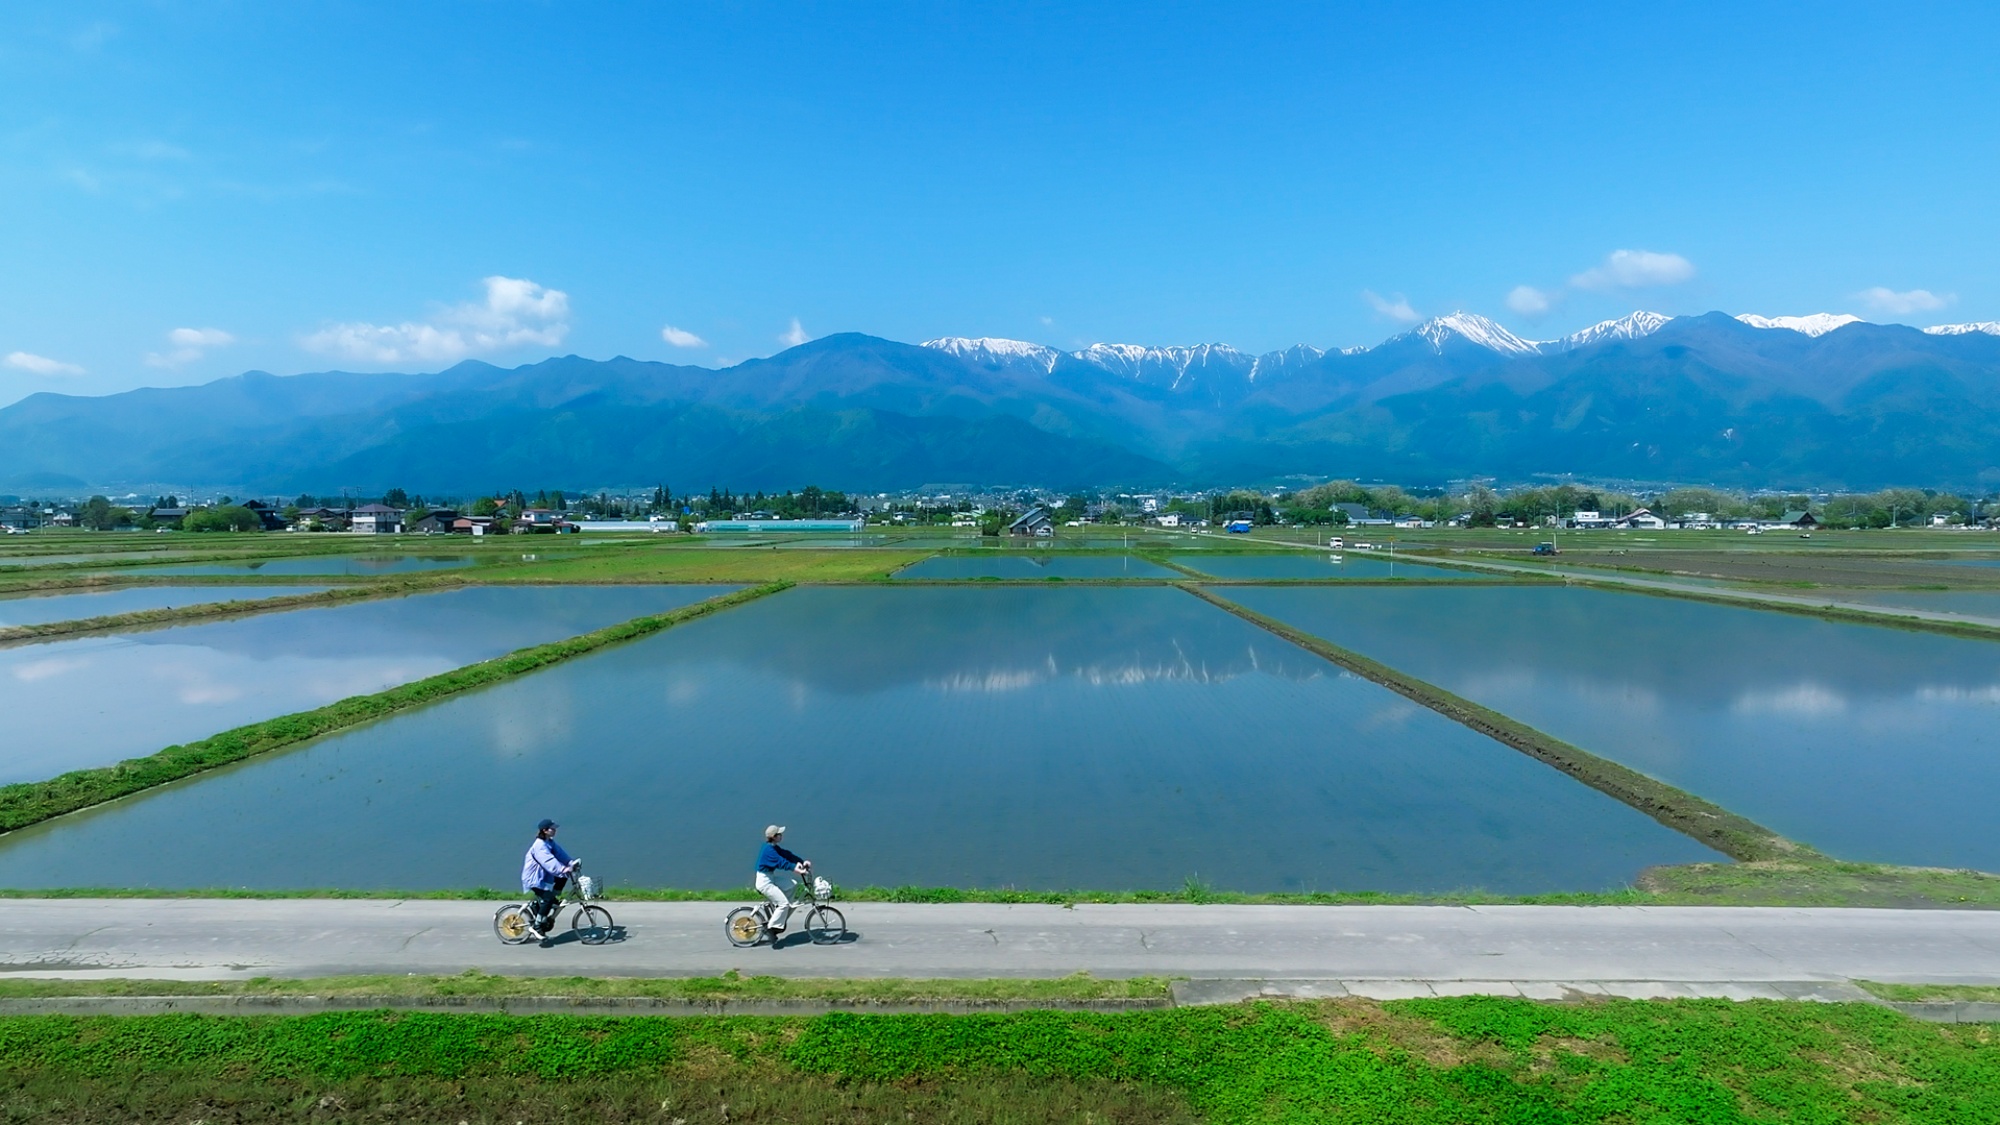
[3,1,1997,403]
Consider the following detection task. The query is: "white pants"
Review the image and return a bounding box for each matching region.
[755,870,795,929]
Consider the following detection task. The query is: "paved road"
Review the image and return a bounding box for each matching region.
[3,900,1997,987]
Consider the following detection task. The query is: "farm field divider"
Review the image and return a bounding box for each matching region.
[0,581,792,835]
[1184,584,1796,862]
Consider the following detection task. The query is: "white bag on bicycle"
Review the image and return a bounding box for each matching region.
[577,875,601,901]
[812,876,832,901]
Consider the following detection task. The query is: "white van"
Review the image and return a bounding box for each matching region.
[1328,536,1344,549]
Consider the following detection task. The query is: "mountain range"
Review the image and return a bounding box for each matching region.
[4,310,2000,493]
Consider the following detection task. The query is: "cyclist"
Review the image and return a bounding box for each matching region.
[521,818,580,937]
[754,824,811,936]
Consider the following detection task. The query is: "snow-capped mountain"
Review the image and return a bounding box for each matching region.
[1395,312,1541,356]
[1541,311,1672,353]
[920,336,1060,373]
[1924,322,2000,336]
[1735,313,1863,337]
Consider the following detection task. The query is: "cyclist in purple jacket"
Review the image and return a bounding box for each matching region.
[521,818,579,936]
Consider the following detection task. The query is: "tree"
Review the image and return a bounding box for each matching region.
[472,497,500,517]
[382,488,410,508]
[185,505,262,532]
[79,496,134,531]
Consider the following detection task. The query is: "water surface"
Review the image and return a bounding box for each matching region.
[132,556,479,577]
[0,586,329,628]
[1172,554,1471,580]
[896,555,1176,579]
[0,587,1718,892]
[0,585,733,783]
[1228,585,2000,870]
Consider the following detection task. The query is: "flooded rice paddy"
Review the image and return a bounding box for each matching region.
[1171,553,1471,580]
[0,586,1718,892]
[131,555,480,576]
[895,554,1178,579]
[1227,585,2000,870]
[0,586,330,628]
[0,585,733,784]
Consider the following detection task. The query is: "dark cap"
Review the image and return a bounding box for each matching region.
[537,818,558,832]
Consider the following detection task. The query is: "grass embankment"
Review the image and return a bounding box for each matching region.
[1185,585,1796,863]
[2,998,1996,1123]
[18,862,2000,907]
[0,579,459,646]
[0,582,791,834]
[0,970,1170,1003]
[488,547,932,584]
[1860,982,2000,1004]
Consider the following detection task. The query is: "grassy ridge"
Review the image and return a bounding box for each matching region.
[0,582,791,835]
[0,998,1993,1123]
[0,579,455,646]
[1186,585,1798,862]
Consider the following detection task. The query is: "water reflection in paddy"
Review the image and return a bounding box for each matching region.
[0,587,1719,892]
[1228,585,2000,870]
[132,556,479,577]
[0,585,733,784]
[896,555,1177,579]
[1171,554,1471,580]
[0,586,330,629]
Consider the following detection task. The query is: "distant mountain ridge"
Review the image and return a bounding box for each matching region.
[5,309,2000,492]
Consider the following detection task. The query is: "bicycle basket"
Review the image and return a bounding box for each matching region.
[812,876,833,903]
[576,875,602,901]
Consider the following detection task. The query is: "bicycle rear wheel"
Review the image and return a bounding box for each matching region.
[806,905,846,945]
[725,906,765,948]
[572,904,615,945]
[493,904,536,945]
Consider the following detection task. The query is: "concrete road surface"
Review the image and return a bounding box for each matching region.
[1,900,1997,988]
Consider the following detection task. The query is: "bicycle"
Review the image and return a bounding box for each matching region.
[494,873,615,945]
[725,868,846,947]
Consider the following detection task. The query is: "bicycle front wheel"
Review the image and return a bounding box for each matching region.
[572,904,615,945]
[725,906,764,948]
[806,905,846,945]
[493,904,536,945]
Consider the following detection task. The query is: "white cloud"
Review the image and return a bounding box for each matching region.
[145,326,235,368]
[1362,290,1420,323]
[1039,316,1055,327]
[5,351,84,377]
[660,325,707,348]
[1570,249,1696,290]
[779,317,810,347]
[1857,287,1952,316]
[301,276,570,364]
[1506,285,1553,317]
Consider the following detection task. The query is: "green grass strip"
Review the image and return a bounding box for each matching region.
[0,578,459,646]
[0,581,791,834]
[1184,584,1798,862]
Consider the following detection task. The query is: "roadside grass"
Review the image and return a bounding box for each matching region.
[0,969,1172,1003]
[1858,981,2000,1003]
[0,579,452,645]
[0,582,790,834]
[7,859,1998,907]
[0,998,1994,1123]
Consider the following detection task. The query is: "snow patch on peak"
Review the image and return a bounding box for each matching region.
[1544,311,1672,353]
[1247,344,1326,381]
[1077,343,1245,378]
[1399,312,1541,355]
[921,336,1060,372]
[1735,313,1863,337]
[1923,322,2000,337]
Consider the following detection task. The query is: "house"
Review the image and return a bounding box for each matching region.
[349,504,403,534]
[239,500,288,531]
[449,516,496,536]
[0,507,37,531]
[1007,507,1055,537]
[512,508,572,534]
[1773,510,1819,530]
[410,510,459,534]
[1612,507,1667,530]
[146,507,190,529]
[292,506,349,531]
[1153,512,1183,528]
[1568,510,1612,529]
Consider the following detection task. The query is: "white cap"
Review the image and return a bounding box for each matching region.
[764,824,786,840]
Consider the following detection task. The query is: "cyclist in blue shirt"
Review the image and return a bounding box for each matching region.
[754,824,811,935]
[521,818,580,937]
